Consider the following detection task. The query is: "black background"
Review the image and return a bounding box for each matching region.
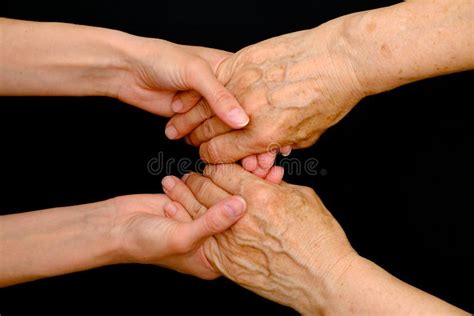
[1,0,473,314]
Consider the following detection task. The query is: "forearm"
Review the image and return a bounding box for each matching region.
[0,18,137,97]
[326,255,467,315]
[0,200,122,287]
[268,248,466,314]
[341,0,474,95]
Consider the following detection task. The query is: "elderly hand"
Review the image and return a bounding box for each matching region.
[166,0,474,165]
[161,165,468,314]
[165,19,364,163]
[161,164,355,312]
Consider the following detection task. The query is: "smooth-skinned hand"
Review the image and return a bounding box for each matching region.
[116,38,249,129]
[110,191,246,279]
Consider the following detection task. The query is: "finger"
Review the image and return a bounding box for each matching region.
[161,175,206,218]
[249,151,277,178]
[264,166,284,184]
[199,130,262,163]
[204,164,266,195]
[187,116,231,146]
[171,90,202,113]
[256,151,276,170]
[165,99,213,140]
[184,173,231,208]
[187,62,249,129]
[252,167,271,179]
[241,155,258,172]
[164,201,192,222]
[280,145,292,156]
[176,196,246,246]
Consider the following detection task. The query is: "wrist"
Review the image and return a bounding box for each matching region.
[295,253,389,315]
[78,199,126,266]
[305,17,368,106]
[293,250,361,315]
[86,28,139,98]
[103,33,174,100]
[337,7,406,96]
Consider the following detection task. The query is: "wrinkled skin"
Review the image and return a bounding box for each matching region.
[162,164,355,311]
[167,20,365,163]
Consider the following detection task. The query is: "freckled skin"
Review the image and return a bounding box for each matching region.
[169,25,364,161]
[165,163,470,315]
[380,43,392,58]
[173,165,354,312]
[213,28,363,151]
[366,22,377,32]
[164,1,473,314]
[168,0,473,166]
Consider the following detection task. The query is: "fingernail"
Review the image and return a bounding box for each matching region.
[164,203,177,217]
[227,108,249,127]
[165,125,178,139]
[182,173,191,182]
[162,176,176,190]
[223,196,246,217]
[171,99,184,112]
[281,145,292,157]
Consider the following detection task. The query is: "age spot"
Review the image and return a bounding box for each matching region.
[366,22,377,33]
[380,43,392,58]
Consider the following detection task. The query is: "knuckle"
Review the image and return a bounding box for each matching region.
[192,178,211,199]
[244,182,272,200]
[196,101,213,120]
[202,120,215,138]
[240,45,263,64]
[257,188,278,204]
[203,141,221,162]
[295,185,317,199]
[301,186,315,195]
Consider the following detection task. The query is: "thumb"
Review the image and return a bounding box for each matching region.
[181,196,246,245]
[186,61,249,129]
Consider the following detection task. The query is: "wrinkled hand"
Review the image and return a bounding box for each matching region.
[110,192,245,279]
[162,165,356,312]
[166,21,364,163]
[116,38,249,128]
